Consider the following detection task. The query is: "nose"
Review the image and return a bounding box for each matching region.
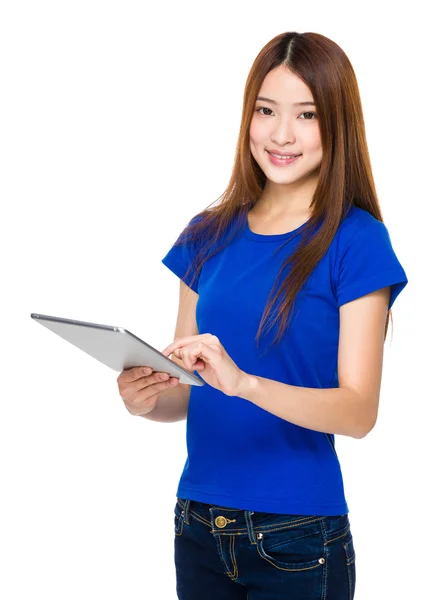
[270,116,296,146]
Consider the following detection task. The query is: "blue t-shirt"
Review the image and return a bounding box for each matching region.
[161,206,408,516]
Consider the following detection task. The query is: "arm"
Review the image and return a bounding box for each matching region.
[140,359,190,423]
[236,287,391,439]
[141,279,198,423]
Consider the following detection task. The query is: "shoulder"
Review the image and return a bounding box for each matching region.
[175,212,208,245]
[331,206,408,309]
[337,206,385,239]
[332,205,393,257]
[185,209,242,249]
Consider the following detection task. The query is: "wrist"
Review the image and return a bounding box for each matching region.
[234,371,258,399]
[138,405,157,418]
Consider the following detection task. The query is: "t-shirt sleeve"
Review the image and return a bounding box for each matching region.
[161,215,202,294]
[335,218,408,310]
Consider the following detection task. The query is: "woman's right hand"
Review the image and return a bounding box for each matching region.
[117,366,179,416]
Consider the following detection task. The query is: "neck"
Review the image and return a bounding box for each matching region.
[254,171,319,217]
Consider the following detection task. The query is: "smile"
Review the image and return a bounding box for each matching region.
[266,150,302,166]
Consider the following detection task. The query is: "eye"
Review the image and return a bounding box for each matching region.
[256,107,274,116]
[299,112,317,120]
[255,107,317,120]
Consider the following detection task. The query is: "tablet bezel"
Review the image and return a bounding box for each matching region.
[30,313,205,386]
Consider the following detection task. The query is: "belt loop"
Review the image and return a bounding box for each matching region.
[183,499,191,525]
[245,510,257,544]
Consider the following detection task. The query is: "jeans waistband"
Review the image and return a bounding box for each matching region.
[176,498,338,545]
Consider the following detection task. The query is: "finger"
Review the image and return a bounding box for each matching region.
[133,371,173,393]
[138,377,178,397]
[122,375,178,408]
[179,347,202,371]
[161,334,216,357]
[118,366,152,383]
[121,372,175,399]
[175,342,217,372]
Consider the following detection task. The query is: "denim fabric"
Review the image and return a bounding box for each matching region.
[174,498,356,600]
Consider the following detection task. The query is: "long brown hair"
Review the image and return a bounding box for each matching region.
[177,31,392,349]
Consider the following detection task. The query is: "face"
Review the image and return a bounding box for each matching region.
[249,65,322,189]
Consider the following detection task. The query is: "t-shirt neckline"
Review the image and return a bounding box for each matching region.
[242,210,310,243]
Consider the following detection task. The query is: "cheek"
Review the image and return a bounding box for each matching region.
[249,127,260,159]
[312,140,323,159]
[249,117,264,145]
[304,126,322,151]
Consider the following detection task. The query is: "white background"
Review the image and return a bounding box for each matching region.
[1,1,441,598]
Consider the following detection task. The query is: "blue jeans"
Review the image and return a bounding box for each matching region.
[174,498,356,599]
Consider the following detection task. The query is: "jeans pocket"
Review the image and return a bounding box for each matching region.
[344,535,356,599]
[255,520,326,572]
[174,502,185,536]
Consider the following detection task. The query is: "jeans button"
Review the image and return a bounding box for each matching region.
[215,516,227,528]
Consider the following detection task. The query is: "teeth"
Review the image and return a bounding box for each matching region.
[269,152,299,159]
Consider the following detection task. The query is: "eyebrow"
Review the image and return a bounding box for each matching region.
[256,96,316,107]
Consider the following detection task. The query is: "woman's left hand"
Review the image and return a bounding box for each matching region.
[161,334,249,397]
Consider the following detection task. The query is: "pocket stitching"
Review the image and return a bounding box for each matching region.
[264,527,323,552]
[344,538,356,565]
[344,538,356,598]
[257,515,324,533]
[327,523,351,545]
[174,506,184,536]
[256,533,325,572]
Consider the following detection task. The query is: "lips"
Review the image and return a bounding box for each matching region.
[266,151,302,167]
[266,150,301,158]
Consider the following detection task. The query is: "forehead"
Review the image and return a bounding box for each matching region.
[257,65,313,103]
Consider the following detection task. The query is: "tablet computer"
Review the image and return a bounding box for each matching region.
[30,313,205,387]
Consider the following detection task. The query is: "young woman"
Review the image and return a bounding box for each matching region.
[118,31,408,599]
